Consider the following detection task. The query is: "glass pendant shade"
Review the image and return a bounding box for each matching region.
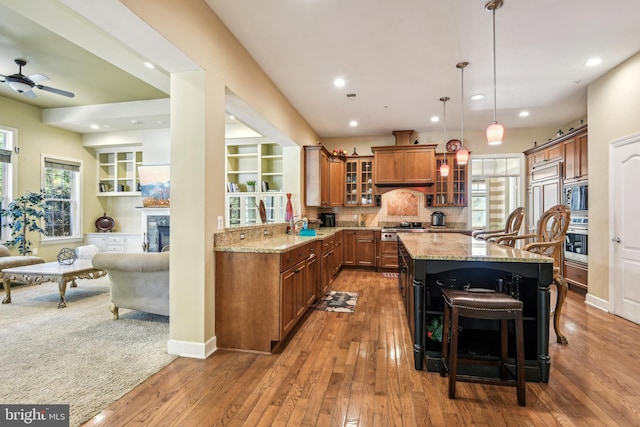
[456,148,469,165]
[440,162,449,177]
[486,122,504,145]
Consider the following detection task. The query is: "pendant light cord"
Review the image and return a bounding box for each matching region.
[492,6,497,123]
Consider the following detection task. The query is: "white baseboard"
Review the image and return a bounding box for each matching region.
[585,293,610,312]
[167,335,217,359]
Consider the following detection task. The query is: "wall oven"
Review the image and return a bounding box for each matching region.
[565,215,588,264]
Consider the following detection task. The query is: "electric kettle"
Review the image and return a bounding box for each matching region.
[431,211,446,227]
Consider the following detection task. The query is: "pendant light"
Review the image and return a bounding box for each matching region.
[456,62,469,165]
[439,97,450,177]
[486,0,504,145]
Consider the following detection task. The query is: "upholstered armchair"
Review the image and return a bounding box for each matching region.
[92,252,170,320]
[472,207,525,244]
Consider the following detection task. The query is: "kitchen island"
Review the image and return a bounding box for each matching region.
[398,233,554,383]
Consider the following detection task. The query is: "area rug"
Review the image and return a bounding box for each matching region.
[382,272,398,279]
[0,277,177,426]
[314,291,358,313]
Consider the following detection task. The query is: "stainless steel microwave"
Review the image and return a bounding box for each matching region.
[564,184,588,211]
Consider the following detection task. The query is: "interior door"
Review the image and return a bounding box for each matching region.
[611,134,640,324]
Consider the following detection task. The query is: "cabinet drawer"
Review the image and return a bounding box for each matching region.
[564,261,588,289]
[107,245,124,252]
[107,235,124,243]
[321,237,335,252]
[281,245,309,272]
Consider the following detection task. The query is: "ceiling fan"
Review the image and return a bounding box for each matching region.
[0,59,74,99]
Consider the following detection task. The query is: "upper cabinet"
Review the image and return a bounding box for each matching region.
[434,154,467,206]
[97,146,143,196]
[305,146,345,207]
[563,130,588,182]
[372,145,436,186]
[345,156,374,206]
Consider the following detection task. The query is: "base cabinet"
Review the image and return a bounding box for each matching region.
[343,230,375,267]
[564,260,588,293]
[380,240,399,269]
[85,233,143,253]
[215,242,317,353]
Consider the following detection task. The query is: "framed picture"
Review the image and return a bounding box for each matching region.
[138,165,170,208]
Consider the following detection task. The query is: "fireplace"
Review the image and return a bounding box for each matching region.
[141,208,170,252]
[158,226,170,252]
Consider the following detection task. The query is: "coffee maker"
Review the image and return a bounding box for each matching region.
[319,213,336,227]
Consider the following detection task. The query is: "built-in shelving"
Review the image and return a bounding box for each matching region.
[97,147,143,196]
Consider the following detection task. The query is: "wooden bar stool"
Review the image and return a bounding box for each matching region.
[439,288,526,406]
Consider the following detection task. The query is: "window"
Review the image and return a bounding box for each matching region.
[42,156,81,240]
[0,127,15,241]
[470,155,523,230]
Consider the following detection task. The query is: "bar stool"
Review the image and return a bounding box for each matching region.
[439,288,526,406]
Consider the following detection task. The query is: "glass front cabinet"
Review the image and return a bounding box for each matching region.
[434,154,467,207]
[345,156,374,206]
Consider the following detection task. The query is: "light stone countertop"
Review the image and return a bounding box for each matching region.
[399,232,554,263]
[214,225,476,254]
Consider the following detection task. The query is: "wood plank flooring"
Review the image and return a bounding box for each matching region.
[83,269,640,426]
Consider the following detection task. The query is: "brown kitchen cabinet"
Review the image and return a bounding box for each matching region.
[564,259,588,294]
[345,156,374,206]
[530,144,563,168]
[333,230,343,275]
[372,145,436,185]
[343,230,376,267]
[563,130,588,182]
[215,242,317,353]
[320,235,335,295]
[329,156,345,206]
[434,153,468,206]
[380,239,399,269]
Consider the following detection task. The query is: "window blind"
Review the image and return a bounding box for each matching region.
[44,157,81,172]
[0,149,12,164]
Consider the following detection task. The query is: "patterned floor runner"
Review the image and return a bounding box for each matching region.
[314,291,359,313]
[382,272,398,279]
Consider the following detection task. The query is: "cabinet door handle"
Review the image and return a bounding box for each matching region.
[612,237,621,243]
[294,267,304,274]
[288,257,294,262]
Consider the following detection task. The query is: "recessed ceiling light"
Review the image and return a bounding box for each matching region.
[90,124,100,130]
[334,77,346,87]
[349,120,358,127]
[130,119,143,125]
[519,111,530,117]
[143,61,155,69]
[585,58,602,67]
[470,94,484,101]
[228,115,235,120]
[431,116,440,123]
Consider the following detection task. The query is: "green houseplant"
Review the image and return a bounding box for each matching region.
[0,190,48,255]
[246,180,256,192]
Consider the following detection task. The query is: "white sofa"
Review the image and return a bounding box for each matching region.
[92,252,170,319]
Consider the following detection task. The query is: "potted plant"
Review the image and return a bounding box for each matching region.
[246,180,256,192]
[0,190,48,255]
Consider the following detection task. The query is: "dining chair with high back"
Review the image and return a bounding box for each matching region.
[472,207,525,245]
[496,204,571,344]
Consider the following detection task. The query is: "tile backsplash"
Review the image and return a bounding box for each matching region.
[305,189,468,228]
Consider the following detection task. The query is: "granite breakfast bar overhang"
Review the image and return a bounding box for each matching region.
[398,233,554,383]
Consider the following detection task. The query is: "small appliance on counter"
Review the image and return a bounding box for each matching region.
[319,212,336,227]
[431,211,446,227]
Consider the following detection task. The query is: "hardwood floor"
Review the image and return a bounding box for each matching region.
[84,269,640,426]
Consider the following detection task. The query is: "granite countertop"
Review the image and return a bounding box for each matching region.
[214,225,476,254]
[399,232,554,263]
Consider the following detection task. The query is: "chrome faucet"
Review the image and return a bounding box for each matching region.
[288,215,300,234]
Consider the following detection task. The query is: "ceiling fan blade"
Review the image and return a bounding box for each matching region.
[22,90,37,99]
[36,84,75,98]
[28,73,49,83]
